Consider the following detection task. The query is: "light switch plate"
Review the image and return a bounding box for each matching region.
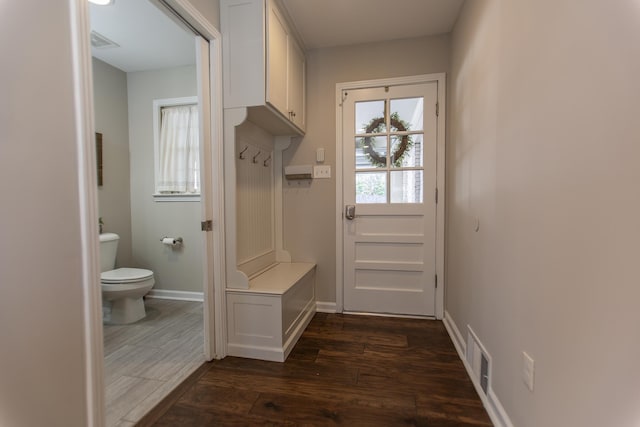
[313,165,331,179]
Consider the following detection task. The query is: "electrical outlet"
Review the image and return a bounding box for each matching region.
[313,165,331,179]
[522,351,535,392]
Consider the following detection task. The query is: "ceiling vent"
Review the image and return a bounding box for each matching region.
[90,31,120,49]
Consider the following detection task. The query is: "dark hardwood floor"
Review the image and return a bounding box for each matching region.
[148,313,493,426]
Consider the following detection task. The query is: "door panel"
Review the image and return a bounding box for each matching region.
[343,82,438,316]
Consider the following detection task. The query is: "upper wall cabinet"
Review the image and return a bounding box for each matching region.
[221,0,306,135]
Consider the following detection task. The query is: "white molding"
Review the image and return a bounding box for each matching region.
[316,301,337,313]
[226,342,288,362]
[160,0,223,41]
[335,73,446,318]
[209,35,228,360]
[147,289,205,302]
[443,310,466,357]
[153,193,201,202]
[69,0,104,425]
[442,311,515,427]
[274,136,292,262]
[434,74,446,320]
[224,107,251,290]
[335,86,344,313]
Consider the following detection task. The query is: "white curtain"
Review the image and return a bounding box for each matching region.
[157,104,199,193]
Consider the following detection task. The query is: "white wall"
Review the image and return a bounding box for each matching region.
[0,2,94,426]
[92,58,133,266]
[127,66,203,293]
[283,35,451,303]
[447,1,640,426]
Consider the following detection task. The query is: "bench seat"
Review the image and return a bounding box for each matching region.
[226,262,316,362]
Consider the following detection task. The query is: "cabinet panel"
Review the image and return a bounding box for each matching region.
[288,38,305,129]
[266,1,288,116]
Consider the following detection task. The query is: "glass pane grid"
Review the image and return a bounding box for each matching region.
[354,95,425,204]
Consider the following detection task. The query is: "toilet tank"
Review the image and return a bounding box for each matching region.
[99,233,119,272]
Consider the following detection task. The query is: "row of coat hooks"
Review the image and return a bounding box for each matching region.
[238,145,271,167]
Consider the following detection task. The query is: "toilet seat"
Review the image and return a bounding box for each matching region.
[101,268,154,284]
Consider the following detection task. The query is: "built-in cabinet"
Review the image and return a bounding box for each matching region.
[266,0,305,130]
[221,0,314,362]
[221,0,306,135]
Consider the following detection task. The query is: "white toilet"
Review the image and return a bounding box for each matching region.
[99,233,154,324]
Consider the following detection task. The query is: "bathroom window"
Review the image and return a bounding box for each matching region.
[153,96,200,201]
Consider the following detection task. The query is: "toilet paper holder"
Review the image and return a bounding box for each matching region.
[160,236,183,245]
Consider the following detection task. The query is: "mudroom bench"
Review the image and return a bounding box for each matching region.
[226,262,316,362]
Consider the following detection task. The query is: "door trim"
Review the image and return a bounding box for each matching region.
[335,73,446,319]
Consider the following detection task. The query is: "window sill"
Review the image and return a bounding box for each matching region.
[153,193,201,202]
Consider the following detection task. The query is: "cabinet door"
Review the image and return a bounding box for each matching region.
[288,38,305,130]
[266,0,288,117]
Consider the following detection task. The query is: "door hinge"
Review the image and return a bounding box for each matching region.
[435,188,439,204]
[435,274,438,288]
[201,220,213,231]
[436,101,439,117]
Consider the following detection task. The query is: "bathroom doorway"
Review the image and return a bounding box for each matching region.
[88,0,223,424]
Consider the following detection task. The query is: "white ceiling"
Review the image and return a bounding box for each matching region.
[281,0,465,50]
[89,0,195,72]
[89,0,464,72]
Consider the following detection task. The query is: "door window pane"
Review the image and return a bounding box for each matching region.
[356,172,387,204]
[390,97,423,131]
[390,170,423,203]
[390,134,423,168]
[356,136,387,169]
[355,100,386,134]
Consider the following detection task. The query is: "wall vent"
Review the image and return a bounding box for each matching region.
[466,325,491,395]
[90,31,120,49]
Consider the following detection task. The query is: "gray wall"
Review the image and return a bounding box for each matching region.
[448,1,640,426]
[0,2,93,425]
[127,66,203,292]
[188,0,219,29]
[283,35,451,303]
[92,58,133,266]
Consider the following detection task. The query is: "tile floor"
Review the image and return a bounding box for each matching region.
[103,298,205,427]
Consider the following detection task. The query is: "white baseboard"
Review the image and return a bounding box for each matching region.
[316,301,337,313]
[146,289,204,302]
[443,311,514,427]
[443,310,466,357]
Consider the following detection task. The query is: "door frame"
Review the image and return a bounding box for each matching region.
[70,0,226,424]
[335,73,446,319]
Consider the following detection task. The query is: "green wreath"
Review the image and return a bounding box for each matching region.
[358,112,413,168]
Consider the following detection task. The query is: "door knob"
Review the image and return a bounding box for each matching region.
[345,205,356,220]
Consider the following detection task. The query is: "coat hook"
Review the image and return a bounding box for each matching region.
[252,150,261,164]
[263,155,271,167]
[239,146,248,160]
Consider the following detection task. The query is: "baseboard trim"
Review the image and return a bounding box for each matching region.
[316,301,337,313]
[443,311,514,427]
[227,343,287,362]
[146,289,204,302]
[443,310,466,357]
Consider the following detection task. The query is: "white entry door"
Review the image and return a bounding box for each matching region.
[342,81,439,316]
